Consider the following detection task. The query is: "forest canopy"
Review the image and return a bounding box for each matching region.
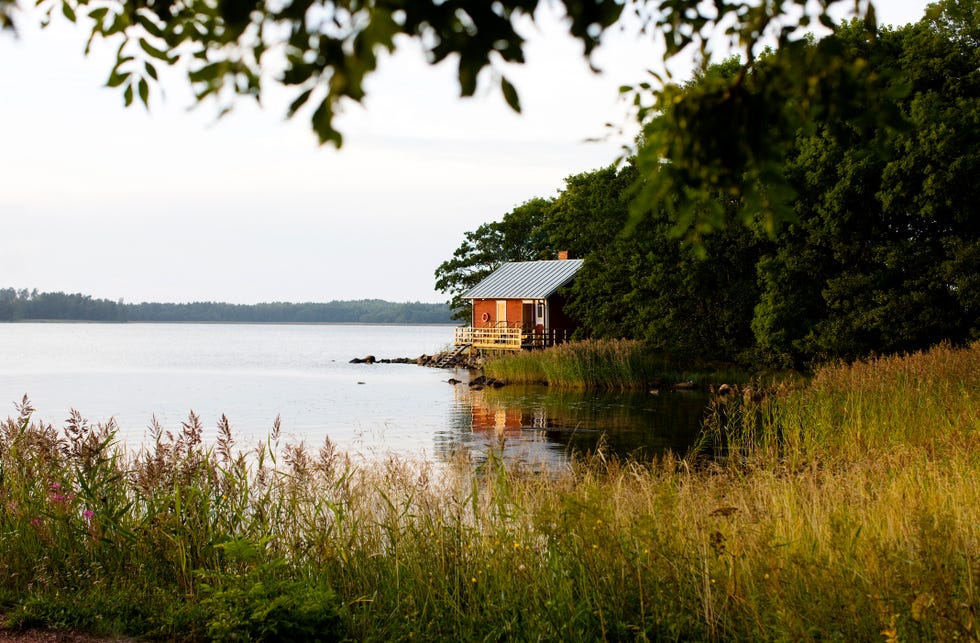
[436,2,980,369]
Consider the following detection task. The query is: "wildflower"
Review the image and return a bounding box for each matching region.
[82,509,94,520]
[30,518,41,527]
[49,482,61,491]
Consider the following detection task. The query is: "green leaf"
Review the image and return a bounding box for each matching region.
[286,88,313,117]
[106,69,128,88]
[138,77,149,107]
[136,12,166,39]
[61,2,76,22]
[138,37,174,63]
[311,97,342,147]
[501,76,521,113]
[189,61,224,84]
[123,82,134,107]
[863,3,877,33]
[88,7,108,23]
[144,61,158,81]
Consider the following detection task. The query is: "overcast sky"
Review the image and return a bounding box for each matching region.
[0,1,933,305]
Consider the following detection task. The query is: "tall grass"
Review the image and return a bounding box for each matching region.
[703,341,980,463]
[0,342,977,640]
[482,339,730,389]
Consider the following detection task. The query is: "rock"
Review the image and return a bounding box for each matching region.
[469,375,486,388]
[447,378,462,385]
[671,380,697,391]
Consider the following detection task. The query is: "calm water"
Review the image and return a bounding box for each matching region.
[0,323,707,466]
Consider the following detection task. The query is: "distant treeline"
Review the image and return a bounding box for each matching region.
[0,288,453,324]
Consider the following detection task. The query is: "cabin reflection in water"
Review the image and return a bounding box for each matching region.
[470,396,547,438]
[435,382,709,470]
[446,387,571,470]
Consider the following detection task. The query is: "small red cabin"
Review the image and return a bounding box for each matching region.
[454,257,583,350]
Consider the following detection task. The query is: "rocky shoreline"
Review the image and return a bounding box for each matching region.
[349,350,483,369]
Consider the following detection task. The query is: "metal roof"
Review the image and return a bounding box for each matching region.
[462,259,584,300]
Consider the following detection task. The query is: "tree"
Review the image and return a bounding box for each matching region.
[434,198,552,321]
[560,166,766,365]
[542,162,640,260]
[752,7,980,366]
[3,0,893,235]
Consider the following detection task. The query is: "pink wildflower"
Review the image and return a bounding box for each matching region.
[82,509,94,520]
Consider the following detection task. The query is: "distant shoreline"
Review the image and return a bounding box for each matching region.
[1,288,456,325]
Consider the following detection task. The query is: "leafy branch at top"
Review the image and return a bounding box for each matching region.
[4,0,891,233]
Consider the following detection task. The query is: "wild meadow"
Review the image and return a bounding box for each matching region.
[0,342,977,641]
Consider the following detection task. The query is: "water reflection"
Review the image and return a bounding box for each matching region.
[434,382,709,469]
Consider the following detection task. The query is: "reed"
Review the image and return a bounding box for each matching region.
[0,342,976,640]
[482,339,699,389]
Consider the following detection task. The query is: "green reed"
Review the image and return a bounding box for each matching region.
[483,339,685,389]
[0,343,977,641]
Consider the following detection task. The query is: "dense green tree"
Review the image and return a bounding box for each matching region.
[752,6,980,366]
[533,69,766,364]
[564,177,766,365]
[0,288,22,320]
[542,163,640,260]
[0,289,126,321]
[434,198,552,321]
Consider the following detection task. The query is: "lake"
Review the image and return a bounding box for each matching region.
[0,323,707,467]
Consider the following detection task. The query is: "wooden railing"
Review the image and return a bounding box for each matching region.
[454,325,522,350]
[454,325,570,351]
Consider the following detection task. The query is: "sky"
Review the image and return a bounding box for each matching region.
[0,1,933,305]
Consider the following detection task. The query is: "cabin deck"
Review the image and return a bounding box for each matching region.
[454,325,568,351]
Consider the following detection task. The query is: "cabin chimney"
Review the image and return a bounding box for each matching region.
[558,250,570,260]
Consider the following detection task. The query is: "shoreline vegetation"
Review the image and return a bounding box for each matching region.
[480,339,752,390]
[1,342,977,641]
